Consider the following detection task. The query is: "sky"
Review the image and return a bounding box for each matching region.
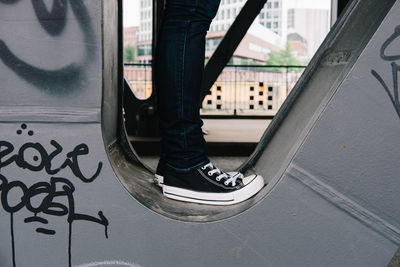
[286,0,331,9]
[123,0,140,27]
[123,0,331,27]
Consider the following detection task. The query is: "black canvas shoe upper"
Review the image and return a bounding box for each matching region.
[159,162,245,193]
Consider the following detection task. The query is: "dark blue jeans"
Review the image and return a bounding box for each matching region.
[155,0,221,172]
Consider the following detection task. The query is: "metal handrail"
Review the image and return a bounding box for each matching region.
[124,63,307,68]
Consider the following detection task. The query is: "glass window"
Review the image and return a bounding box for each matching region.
[137,44,152,56]
[274,2,279,8]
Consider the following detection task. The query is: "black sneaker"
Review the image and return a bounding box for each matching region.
[155,162,264,205]
[154,162,243,187]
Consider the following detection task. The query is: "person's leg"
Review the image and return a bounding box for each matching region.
[155,0,220,172]
[154,0,265,205]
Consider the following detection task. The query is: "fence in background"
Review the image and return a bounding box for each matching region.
[124,63,306,116]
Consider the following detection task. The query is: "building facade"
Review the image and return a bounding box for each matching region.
[287,8,330,57]
[135,0,290,63]
[123,26,139,47]
[136,0,153,63]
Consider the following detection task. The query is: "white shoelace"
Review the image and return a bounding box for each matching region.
[201,162,238,186]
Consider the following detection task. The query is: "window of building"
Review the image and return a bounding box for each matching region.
[266,2,271,8]
[266,22,271,28]
[227,9,230,19]
[287,9,294,28]
[137,44,152,56]
[273,22,278,28]
[274,1,279,8]
[206,38,222,51]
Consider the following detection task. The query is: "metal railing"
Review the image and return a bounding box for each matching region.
[124,63,306,116]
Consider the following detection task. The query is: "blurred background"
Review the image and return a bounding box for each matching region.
[122,0,332,170]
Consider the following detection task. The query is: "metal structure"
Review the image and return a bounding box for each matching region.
[0,0,400,266]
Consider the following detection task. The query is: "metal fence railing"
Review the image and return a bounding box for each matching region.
[124,63,306,116]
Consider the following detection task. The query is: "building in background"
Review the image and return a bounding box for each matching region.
[287,32,308,59]
[257,0,288,40]
[127,0,329,116]
[206,22,285,64]
[124,26,139,47]
[136,0,152,63]
[135,0,292,63]
[287,8,330,57]
[210,0,288,41]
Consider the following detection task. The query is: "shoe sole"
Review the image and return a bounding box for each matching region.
[154,172,243,188]
[162,175,264,205]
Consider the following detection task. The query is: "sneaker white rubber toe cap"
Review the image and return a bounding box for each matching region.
[162,174,264,205]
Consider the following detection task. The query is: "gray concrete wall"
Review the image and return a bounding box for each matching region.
[0,0,399,266]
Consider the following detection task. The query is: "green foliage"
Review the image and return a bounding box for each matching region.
[124,45,135,63]
[266,43,304,72]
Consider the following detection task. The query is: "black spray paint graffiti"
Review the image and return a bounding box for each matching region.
[0,0,95,94]
[371,25,400,119]
[0,124,108,267]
